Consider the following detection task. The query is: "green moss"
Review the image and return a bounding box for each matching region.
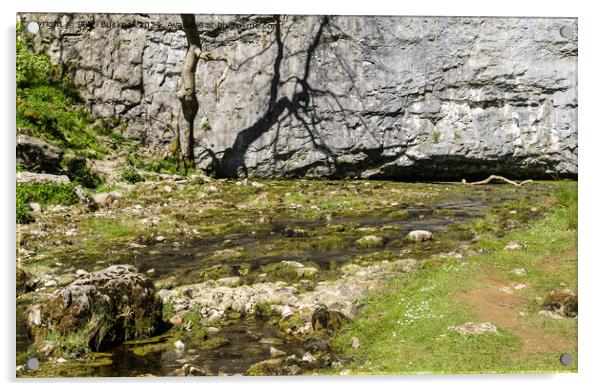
[355,235,384,249]
[254,302,278,320]
[202,121,212,131]
[200,336,230,350]
[310,235,348,251]
[388,210,409,219]
[433,209,455,217]
[260,261,316,283]
[85,218,138,240]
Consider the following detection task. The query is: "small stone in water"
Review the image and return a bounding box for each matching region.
[407,230,433,242]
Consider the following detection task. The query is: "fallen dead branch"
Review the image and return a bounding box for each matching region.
[461,175,533,187]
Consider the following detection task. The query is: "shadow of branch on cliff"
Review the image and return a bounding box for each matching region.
[210,16,387,178]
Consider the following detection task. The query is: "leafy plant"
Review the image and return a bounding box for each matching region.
[16,189,32,224]
[121,168,143,184]
[65,158,103,189]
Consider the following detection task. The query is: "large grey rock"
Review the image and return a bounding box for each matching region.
[16,133,64,174]
[20,14,577,179]
[17,171,70,184]
[29,264,163,352]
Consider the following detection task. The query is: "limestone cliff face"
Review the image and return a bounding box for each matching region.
[21,13,578,179]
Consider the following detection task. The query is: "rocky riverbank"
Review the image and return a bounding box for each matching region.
[16,176,562,377]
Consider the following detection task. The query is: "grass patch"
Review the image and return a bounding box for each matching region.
[125,147,189,176]
[85,218,138,240]
[16,30,108,158]
[17,182,79,209]
[329,181,577,374]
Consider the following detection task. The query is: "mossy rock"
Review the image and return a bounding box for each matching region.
[200,336,230,350]
[260,261,318,282]
[311,307,346,332]
[206,247,245,262]
[182,264,235,285]
[388,210,409,219]
[30,265,164,358]
[355,235,384,249]
[543,288,578,318]
[254,302,279,320]
[17,266,35,295]
[246,358,285,376]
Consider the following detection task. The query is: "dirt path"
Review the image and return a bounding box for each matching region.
[456,273,571,357]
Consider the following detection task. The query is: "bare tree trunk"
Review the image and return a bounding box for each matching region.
[176,14,202,167]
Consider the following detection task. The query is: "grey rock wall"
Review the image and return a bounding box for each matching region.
[20,13,578,179]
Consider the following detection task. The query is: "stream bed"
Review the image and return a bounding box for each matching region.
[16,181,553,377]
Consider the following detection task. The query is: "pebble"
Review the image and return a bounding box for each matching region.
[407,230,433,242]
[281,305,293,319]
[169,315,183,326]
[174,340,185,350]
[206,327,220,335]
[270,346,287,358]
[302,352,316,363]
[512,268,526,276]
[504,241,524,251]
[450,322,498,335]
[351,336,361,349]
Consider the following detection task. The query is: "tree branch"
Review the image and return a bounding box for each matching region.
[461,175,534,186]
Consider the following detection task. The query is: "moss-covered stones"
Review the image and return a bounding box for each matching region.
[29,264,164,356]
[355,235,384,249]
[260,261,319,282]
